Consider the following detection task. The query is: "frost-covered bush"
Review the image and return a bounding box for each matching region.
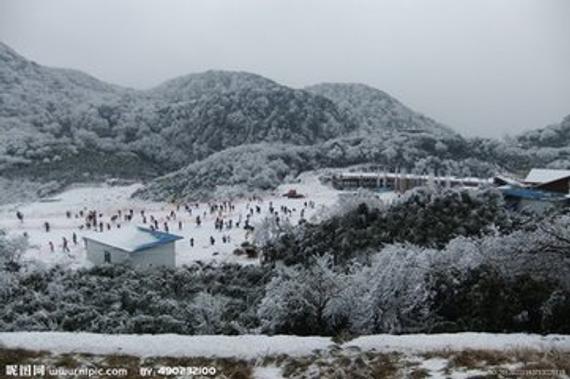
[262,187,511,266]
[0,263,271,335]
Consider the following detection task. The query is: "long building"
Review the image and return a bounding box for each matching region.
[331,172,492,192]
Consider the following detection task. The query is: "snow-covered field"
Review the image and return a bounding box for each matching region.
[0,173,387,268]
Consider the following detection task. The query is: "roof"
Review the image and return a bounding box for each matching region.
[83,226,183,253]
[524,169,570,184]
[493,175,523,187]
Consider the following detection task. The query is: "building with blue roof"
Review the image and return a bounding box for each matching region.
[83,226,183,268]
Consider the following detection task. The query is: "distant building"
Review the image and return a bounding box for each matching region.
[331,171,490,192]
[83,226,183,268]
[499,168,570,213]
[523,169,570,194]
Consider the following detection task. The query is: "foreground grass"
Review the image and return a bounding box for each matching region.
[0,347,568,378]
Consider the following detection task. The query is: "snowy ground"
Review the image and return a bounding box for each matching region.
[0,172,392,268]
[1,332,568,378]
[1,332,567,359]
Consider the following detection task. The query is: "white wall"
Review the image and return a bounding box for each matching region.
[130,243,176,268]
[85,239,130,265]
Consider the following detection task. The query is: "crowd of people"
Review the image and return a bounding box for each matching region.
[12,194,317,258]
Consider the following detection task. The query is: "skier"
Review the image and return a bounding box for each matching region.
[72,232,78,245]
[62,237,70,253]
[178,221,183,230]
[210,236,215,245]
[190,238,194,247]
[49,241,54,253]
[16,211,24,223]
[44,221,50,233]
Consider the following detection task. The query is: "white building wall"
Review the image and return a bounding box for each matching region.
[130,243,176,268]
[85,239,130,265]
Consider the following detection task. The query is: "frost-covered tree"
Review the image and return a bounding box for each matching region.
[187,292,231,335]
[258,255,346,335]
[0,229,27,269]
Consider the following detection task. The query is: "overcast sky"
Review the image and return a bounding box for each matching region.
[1,0,569,137]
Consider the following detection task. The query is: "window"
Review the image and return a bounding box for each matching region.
[104,251,111,263]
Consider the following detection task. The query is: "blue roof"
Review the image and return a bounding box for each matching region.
[83,226,183,253]
[501,186,567,201]
[132,227,184,253]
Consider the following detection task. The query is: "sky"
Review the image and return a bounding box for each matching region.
[0,0,569,138]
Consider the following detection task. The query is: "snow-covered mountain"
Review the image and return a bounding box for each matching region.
[0,43,357,179]
[4,41,568,197]
[0,42,469,183]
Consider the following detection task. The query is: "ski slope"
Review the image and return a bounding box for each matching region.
[0,172,390,268]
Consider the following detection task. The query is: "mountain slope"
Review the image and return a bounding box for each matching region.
[516,114,570,149]
[133,143,320,201]
[0,42,125,118]
[305,83,457,137]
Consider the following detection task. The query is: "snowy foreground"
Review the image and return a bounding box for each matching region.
[1,332,568,358]
[1,332,569,379]
[0,173,370,268]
